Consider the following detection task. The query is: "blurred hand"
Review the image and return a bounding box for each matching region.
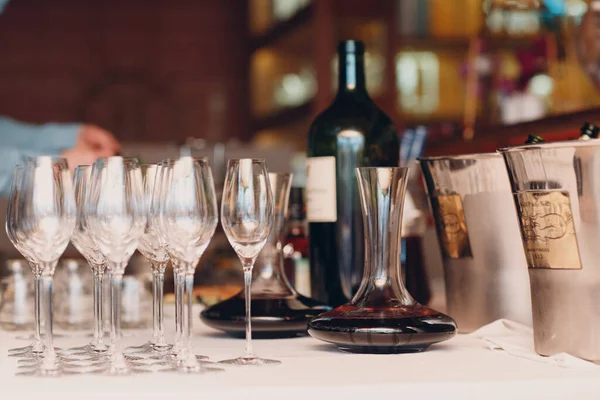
[61,125,120,170]
[76,124,120,157]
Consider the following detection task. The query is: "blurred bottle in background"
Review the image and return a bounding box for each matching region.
[400,126,431,305]
[284,153,311,297]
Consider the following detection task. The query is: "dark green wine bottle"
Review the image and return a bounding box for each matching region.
[306,40,399,307]
[525,134,545,144]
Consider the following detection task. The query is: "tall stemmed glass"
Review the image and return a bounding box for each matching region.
[6,166,45,358]
[153,160,184,359]
[155,157,218,372]
[14,156,76,375]
[65,165,109,357]
[220,159,278,366]
[127,164,171,356]
[86,157,146,375]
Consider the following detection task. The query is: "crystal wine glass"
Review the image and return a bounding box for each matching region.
[154,157,218,372]
[86,157,146,375]
[5,165,45,358]
[13,156,76,375]
[219,158,277,366]
[126,164,172,357]
[62,165,109,359]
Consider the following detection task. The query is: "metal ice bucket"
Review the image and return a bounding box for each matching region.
[420,154,532,333]
[500,140,600,361]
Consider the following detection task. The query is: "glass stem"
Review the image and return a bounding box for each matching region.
[174,269,184,352]
[92,269,104,348]
[243,266,254,358]
[110,273,123,352]
[151,270,159,344]
[41,273,57,368]
[184,273,194,354]
[151,266,167,347]
[156,271,166,346]
[33,274,43,351]
[104,270,112,339]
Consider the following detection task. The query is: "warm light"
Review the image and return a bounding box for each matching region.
[396,52,440,114]
[528,74,554,97]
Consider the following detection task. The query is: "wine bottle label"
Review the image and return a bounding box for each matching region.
[432,194,472,259]
[306,156,337,222]
[515,191,582,270]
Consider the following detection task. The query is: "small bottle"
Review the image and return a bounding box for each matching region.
[525,134,545,144]
[578,122,600,140]
[285,186,310,296]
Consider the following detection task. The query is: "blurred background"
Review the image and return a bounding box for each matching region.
[1,0,598,151]
[1,0,600,320]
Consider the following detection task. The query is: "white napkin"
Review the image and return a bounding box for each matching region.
[470,319,597,369]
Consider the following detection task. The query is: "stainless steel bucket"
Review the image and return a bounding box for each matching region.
[420,154,532,333]
[500,140,600,361]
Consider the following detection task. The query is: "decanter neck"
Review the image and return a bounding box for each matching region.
[352,168,415,308]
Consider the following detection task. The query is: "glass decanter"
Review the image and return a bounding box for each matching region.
[308,167,456,353]
[201,172,330,338]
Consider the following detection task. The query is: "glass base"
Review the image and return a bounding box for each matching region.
[9,346,61,359]
[308,304,457,354]
[106,352,130,376]
[124,341,172,356]
[8,344,45,357]
[18,357,64,377]
[59,343,109,357]
[164,344,209,362]
[201,294,330,338]
[219,355,281,366]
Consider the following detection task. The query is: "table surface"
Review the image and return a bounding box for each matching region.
[1,306,599,400]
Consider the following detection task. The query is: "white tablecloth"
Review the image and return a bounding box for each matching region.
[1,306,599,400]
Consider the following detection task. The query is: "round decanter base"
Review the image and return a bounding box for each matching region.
[308,304,457,354]
[338,345,430,354]
[201,293,331,338]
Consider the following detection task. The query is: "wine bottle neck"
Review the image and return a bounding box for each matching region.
[337,50,368,98]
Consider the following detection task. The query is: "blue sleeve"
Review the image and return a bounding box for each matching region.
[0,148,49,197]
[0,116,79,152]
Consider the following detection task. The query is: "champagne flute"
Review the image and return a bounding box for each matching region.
[61,166,109,360]
[86,157,146,375]
[219,159,278,366]
[6,166,45,358]
[126,164,171,357]
[14,156,76,375]
[154,157,218,372]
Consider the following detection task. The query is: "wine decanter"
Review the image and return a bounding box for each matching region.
[309,167,456,353]
[202,172,330,338]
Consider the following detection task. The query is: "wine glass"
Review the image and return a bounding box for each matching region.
[125,164,172,358]
[59,165,109,360]
[5,165,45,358]
[154,157,218,372]
[86,157,146,375]
[13,156,76,375]
[219,158,278,366]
